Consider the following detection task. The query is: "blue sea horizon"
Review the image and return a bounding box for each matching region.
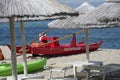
[0,20,120,49]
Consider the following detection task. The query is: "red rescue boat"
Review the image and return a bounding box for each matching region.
[7,34,103,56]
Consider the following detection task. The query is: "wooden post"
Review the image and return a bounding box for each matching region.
[9,17,17,80]
[20,18,28,76]
[85,28,89,61]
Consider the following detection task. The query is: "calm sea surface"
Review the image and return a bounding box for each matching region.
[0,20,120,49]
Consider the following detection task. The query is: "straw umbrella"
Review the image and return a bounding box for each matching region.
[0,0,78,80]
[98,0,120,25]
[73,0,120,62]
[48,2,95,61]
[72,0,120,79]
[74,0,120,27]
[48,2,95,28]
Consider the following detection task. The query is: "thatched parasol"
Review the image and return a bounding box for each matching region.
[106,0,120,3]
[0,0,78,18]
[48,2,95,28]
[74,0,120,28]
[98,0,120,24]
[0,0,78,79]
[73,0,120,62]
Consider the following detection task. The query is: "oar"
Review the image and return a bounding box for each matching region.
[29,28,51,45]
[19,28,51,52]
[41,29,86,46]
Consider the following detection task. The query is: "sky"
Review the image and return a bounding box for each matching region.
[58,0,105,8]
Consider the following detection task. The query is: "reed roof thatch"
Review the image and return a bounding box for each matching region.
[73,1,120,28]
[0,16,66,23]
[98,1,120,23]
[0,0,78,18]
[48,2,95,28]
[76,2,95,14]
[106,0,120,3]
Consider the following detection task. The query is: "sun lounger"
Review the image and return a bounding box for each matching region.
[83,64,120,80]
[45,63,73,78]
[45,61,103,79]
[71,61,103,78]
[7,74,44,80]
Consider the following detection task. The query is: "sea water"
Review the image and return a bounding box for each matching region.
[0,20,120,49]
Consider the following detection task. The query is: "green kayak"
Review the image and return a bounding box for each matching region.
[0,58,47,76]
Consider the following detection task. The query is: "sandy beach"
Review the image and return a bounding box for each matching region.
[0,45,120,79]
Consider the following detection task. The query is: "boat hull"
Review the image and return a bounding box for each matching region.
[0,58,47,76]
[32,41,103,55]
[7,41,103,56]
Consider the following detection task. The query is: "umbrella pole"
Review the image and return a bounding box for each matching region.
[85,28,89,61]
[9,17,17,80]
[20,19,28,76]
